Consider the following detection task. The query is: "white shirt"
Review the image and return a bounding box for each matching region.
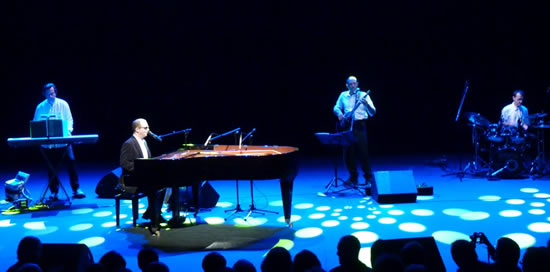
[33,97,74,148]
[501,103,529,127]
[134,135,150,159]
[33,97,74,133]
[333,90,376,120]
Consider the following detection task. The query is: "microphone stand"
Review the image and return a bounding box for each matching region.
[240,128,256,149]
[443,80,470,182]
[241,128,278,221]
[159,128,192,145]
[225,128,247,220]
[205,128,241,146]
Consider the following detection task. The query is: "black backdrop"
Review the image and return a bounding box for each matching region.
[3,0,550,165]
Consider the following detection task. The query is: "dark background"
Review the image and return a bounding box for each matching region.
[3,0,550,166]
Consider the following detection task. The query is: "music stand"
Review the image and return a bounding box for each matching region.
[315,132,362,195]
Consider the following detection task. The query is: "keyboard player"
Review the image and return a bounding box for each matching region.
[34,83,85,200]
[120,118,166,236]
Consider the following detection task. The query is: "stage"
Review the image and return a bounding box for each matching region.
[0,154,549,271]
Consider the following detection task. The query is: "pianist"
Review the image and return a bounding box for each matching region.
[33,83,85,199]
[120,118,165,235]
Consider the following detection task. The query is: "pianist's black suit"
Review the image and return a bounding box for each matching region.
[120,136,165,228]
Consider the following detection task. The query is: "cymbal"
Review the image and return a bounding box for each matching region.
[533,123,550,129]
[528,113,548,119]
[464,112,490,127]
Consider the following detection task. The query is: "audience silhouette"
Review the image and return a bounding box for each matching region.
[202,251,232,272]
[403,263,426,272]
[489,237,521,272]
[13,263,43,272]
[372,253,404,272]
[400,241,427,270]
[7,236,42,272]
[294,249,324,272]
[86,263,106,272]
[521,246,550,272]
[99,250,130,272]
[144,261,170,272]
[138,248,160,271]
[370,239,394,269]
[233,259,257,272]
[261,247,293,272]
[330,235,371,272]
[451,239,490,272]
[10,232,550,272]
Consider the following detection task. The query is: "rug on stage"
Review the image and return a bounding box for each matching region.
[123,224,295,252]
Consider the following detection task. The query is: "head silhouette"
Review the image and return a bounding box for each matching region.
[17,236,42,264]
[293,249,321,272]
[261,247,292,272]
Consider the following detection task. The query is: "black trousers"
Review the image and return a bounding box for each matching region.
[145,190,166,227]
[40,145,79,193]
[343,119,373,181]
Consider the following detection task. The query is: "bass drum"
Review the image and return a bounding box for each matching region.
[491,148,523,178]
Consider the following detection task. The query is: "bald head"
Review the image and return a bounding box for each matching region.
[346,76,359,92]
[132,118,149,140]
[132,119,147,132]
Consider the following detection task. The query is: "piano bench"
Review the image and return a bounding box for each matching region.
[114,188,146,227]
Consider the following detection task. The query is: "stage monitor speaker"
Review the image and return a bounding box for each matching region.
[40,243,93,272]
[95,167,122,198]
[177,181,220,209]
[373,237,445,272]
[372,170,417,204]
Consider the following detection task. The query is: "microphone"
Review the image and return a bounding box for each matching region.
[204,133,214,147]
[148,131,162,142]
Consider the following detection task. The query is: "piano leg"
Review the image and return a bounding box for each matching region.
[279,177,294,226]
[167,186,186,226]
[192,183,200,218]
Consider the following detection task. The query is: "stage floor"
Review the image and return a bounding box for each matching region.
[1,154,549,271]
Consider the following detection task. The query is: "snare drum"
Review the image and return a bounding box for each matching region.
[500,126,517,137]
[500,126,526,145]
[487,124,503,143]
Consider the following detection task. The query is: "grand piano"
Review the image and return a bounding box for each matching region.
[131,144,299,225]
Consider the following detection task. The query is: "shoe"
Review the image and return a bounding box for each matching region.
[73,189,86,199]
[148,227,160,237]
[343,178,358,189]
[49,193,59,201]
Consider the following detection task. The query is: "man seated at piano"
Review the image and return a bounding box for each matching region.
[120,118,166,235]
[34,82,85,199]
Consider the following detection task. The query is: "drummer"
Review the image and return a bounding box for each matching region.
[501,90,529,131]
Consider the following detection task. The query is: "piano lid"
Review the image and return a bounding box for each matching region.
[156,145,298,160]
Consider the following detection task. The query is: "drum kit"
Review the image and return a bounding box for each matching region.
[464,111,549,179]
